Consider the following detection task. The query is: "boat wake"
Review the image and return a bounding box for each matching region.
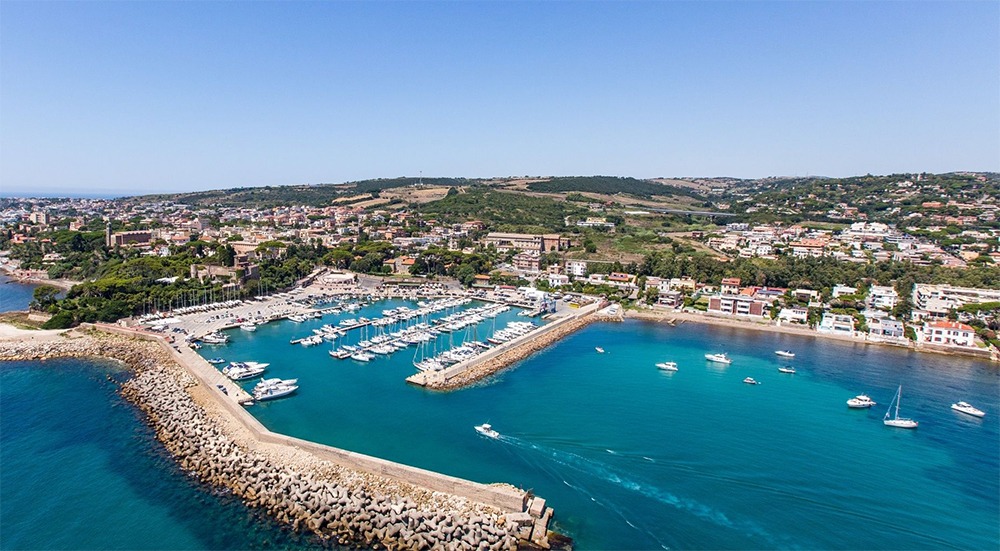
[493,434,780,548]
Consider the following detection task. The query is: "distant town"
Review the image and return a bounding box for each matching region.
[1,172,998,358]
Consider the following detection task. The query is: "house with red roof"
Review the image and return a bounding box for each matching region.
[920,320,976,348]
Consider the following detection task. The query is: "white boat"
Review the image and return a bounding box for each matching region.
[350,352,374,362]
[656,361,679,371]
[595,347,605,353]
[883,385,918,429]
[240,323,257,332]
[254,377,298,390]
[777,366,796,374]
[206,358,225,365]
[705,353,732,365]
[951,401,986,418]
[199,332,229,344]
[775,350,795,358]
[253,383,298,401]
[224,364,266,381]
[743,377,759,385]
[474,423,500,439]
[847,394,877,408]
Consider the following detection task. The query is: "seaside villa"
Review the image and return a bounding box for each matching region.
[919,320,977,348]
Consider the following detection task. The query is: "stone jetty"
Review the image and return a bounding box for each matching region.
[0,326,556,550]
[408,303,602,391]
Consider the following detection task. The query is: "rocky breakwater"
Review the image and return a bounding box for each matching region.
[0,328,532,550]
[423,313,597,391]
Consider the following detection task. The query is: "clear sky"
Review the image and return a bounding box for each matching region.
[1,1,997,196]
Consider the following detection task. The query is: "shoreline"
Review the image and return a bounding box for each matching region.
[0,323,556,549]
[0,265,81,291]
[625,308,997,361]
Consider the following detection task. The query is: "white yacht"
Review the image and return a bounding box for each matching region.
[743,377,759,385]
[951,401,986,418]
[775,350,795,358]
[656,361,679,371]
[253,382,298,401]
[240,323,257,332]
[223,364,266,381]
[883,386,918,429]
[474,423,500,439]
[778,366,796,374]
[705,353,732,365]
[595,347,605,353]
[847,394,877,408]
[199,332,229,344]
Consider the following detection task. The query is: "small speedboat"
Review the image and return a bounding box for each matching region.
[595,347,605,353]
[705,353,732,365]
[656,361,679,371]
[743,377,759,385]
[207,358,225,365]
[775,350,795,358]
[474,423,500,439]
[951,401,986,418]
[777,366,796,374]
[847,394,877,408]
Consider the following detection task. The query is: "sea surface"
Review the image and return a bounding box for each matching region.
[2,298,998,550]
[0,273,38,312]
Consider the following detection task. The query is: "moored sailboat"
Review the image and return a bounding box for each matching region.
[883,385,918,429]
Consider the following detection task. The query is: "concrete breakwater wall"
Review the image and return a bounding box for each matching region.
[410,307,599,391]
[0,329,545,550]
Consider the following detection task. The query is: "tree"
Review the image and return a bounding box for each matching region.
[31,285,61,310]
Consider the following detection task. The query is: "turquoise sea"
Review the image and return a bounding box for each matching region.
[2,295,998,550]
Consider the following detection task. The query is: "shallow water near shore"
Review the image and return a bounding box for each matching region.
[3,298,998,550]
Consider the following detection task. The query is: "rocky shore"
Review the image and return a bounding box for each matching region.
[0,328,534,550]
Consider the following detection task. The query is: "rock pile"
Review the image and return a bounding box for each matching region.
[1,329,523,550]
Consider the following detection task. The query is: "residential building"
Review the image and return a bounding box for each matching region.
[868,317,905,339]
[868,285,899,310]
[708,294,767,317]
[912,284,1000,318]
[832,284,858,298]
[777,307,808,324]
[920,320,976,347]
[482,232,569,253]
[817,313,855,335]
[720,278,741,295]
[565,260,588,278]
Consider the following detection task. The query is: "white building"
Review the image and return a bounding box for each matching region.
[912,284,1000,318]
[867,285,899,310]
[565,260,588,278]
[920,320,976,347]
[817,313,855,335]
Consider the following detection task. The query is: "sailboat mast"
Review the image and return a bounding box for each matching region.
[896,386,902,419]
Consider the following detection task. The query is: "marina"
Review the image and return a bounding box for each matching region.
[1,286,998,549]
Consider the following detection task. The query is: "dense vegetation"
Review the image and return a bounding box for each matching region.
[418,189,587,233]
[526,176,702,200]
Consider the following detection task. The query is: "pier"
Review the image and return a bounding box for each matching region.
[407,301,602,390]
[0,324,556,549]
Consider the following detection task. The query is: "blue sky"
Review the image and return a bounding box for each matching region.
[1,1,997,196]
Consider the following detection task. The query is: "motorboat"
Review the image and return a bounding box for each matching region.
[595,347,605,353]
[743,377,759,385]
[777,366,796,374]
[223,364,266,381]
[199,332,229,345]
[253,382,298,401]
[474,423,500,439]
[705,353,732,365]
[656,361,679,371]
[240,323,257,332]
[883,385,918,429]
[254,377,298,391]
[206,358,225,365]
[951,401,986,418]
[775,350,795,358]
[847,394,877,408]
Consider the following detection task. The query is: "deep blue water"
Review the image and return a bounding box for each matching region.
[2,299,998,550]
[0,274,38,312]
